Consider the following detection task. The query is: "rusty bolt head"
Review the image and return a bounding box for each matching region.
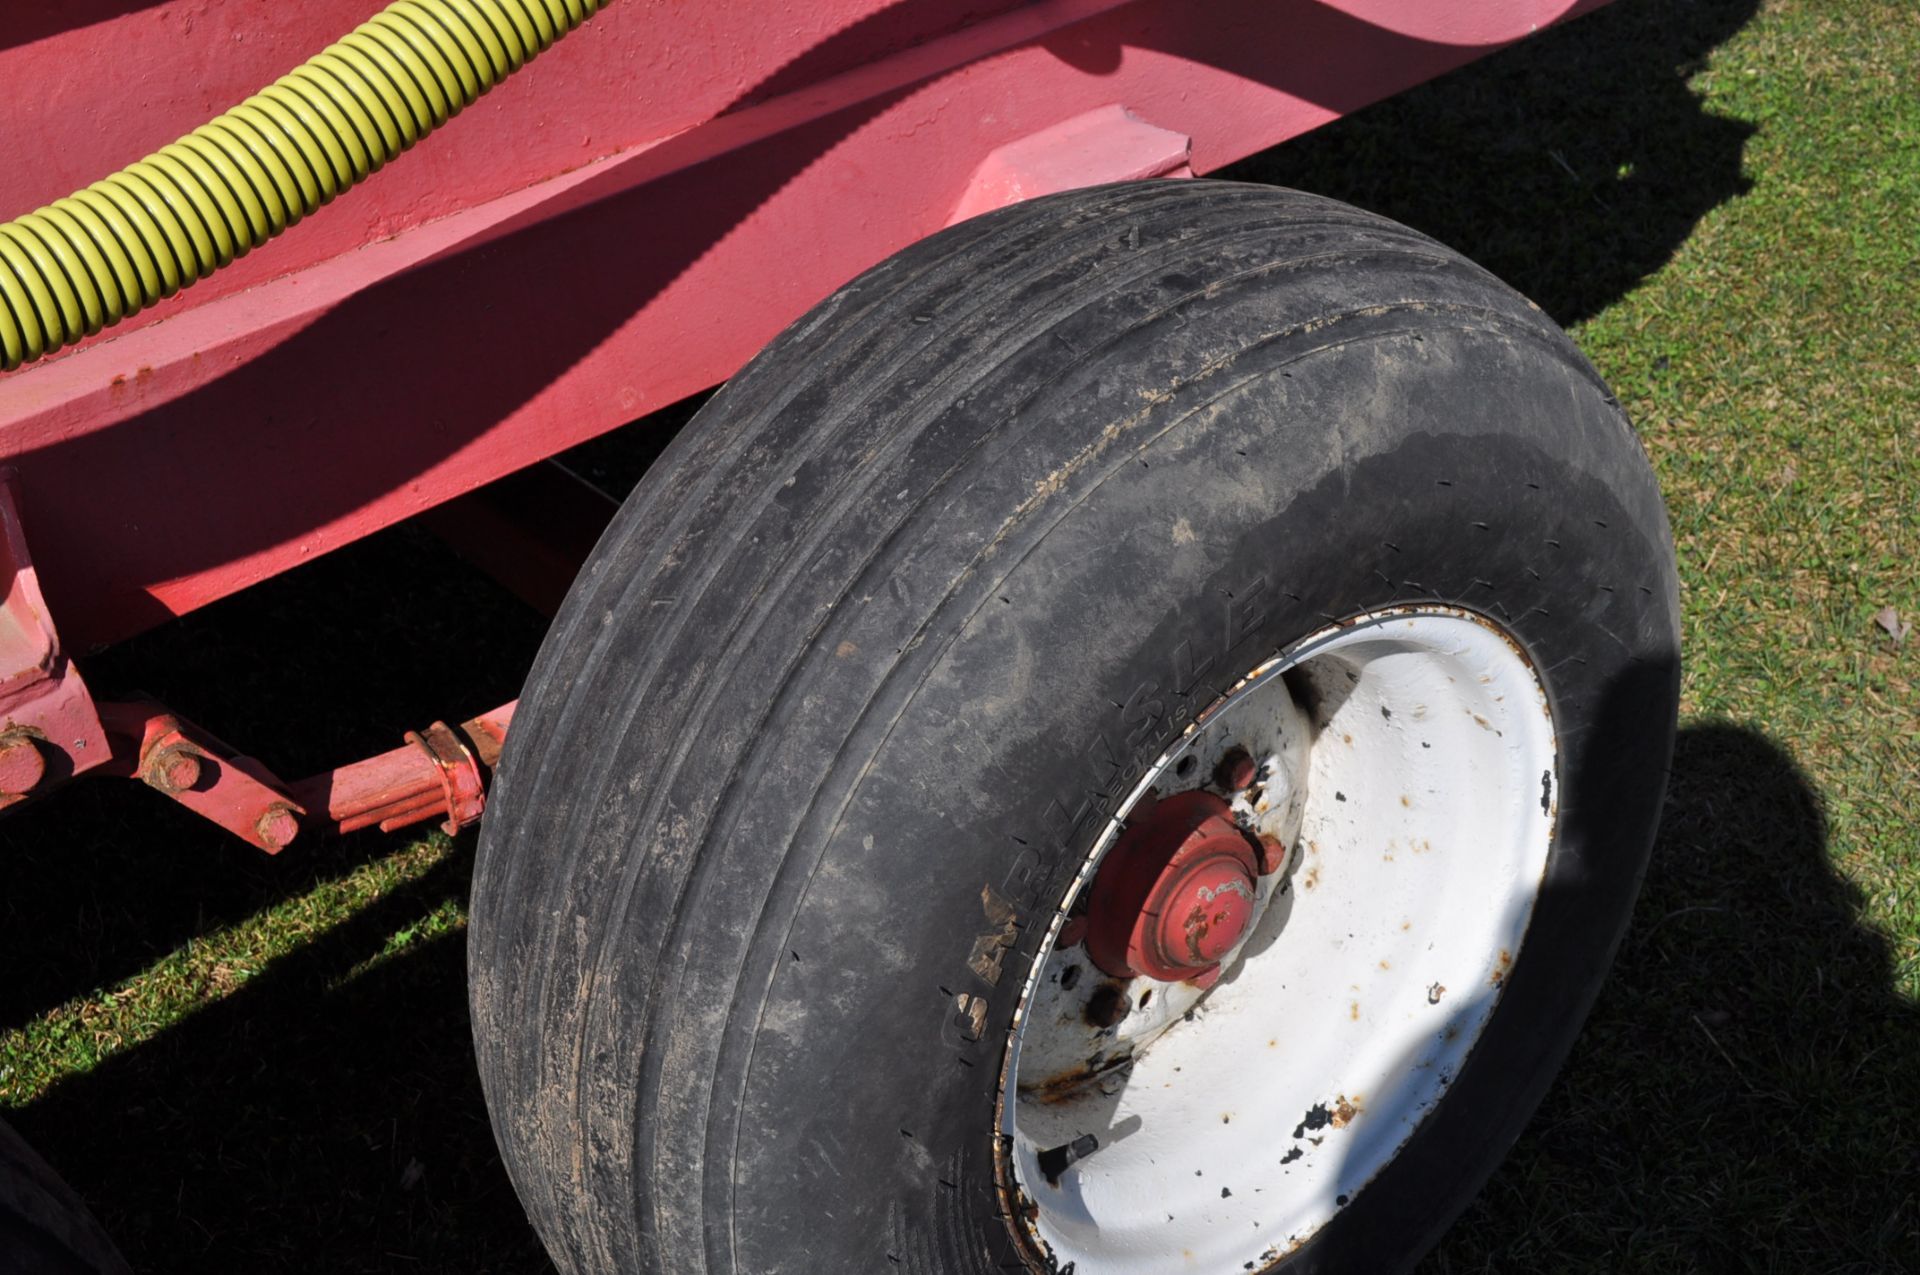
[144,744,203,794]
[1255,832,1288,875]
[1056,916,1089,950]
[1213,746,1258,792]
[1084,983,1131,1029]
[0,733,45,796]
[1187,964,1225,991]
[255,804,301,850]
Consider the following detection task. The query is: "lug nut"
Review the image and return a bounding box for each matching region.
[1214,746,1257,792]
[1256,832,1288,875]
[1037,1133,1101,1186]
[1084,983,1131,1029]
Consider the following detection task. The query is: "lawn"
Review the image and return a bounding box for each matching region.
[2,0,1915,1270]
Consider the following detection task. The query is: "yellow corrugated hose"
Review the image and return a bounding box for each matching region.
[0,0,608,372]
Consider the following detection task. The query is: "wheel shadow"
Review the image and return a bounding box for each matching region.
[1425,723,1920,1272]
[1223,0,1760,327]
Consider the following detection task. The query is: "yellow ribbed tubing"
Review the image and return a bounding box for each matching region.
[0,0,608,372]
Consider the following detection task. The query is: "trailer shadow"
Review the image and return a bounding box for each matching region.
[6,721,1913,1272]
[1221,0,1759,328]
[4,845,552,1275]
[0,0,173,56]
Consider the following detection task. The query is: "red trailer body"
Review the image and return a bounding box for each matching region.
[0,0,1599,839]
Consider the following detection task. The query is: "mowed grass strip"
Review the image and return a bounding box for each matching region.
[0,835,462,1106]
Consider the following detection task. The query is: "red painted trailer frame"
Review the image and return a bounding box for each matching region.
[0,0,1600,847]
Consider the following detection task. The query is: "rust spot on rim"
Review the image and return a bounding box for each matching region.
[1018,1053,1134,1106]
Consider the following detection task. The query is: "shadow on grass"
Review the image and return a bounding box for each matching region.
[0,525,547,1038]
[1224,0,1760,327]
[8,843,550,1274]
[1428,724,1920,1273]
[8,725,1914,1272]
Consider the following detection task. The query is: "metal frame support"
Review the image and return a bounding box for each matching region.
[89,702,519,853]
[292,708,513,839]
[0,469,521,851]
[100,703,307,852]
[0,470,110,808]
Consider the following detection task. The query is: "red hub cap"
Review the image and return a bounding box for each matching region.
[1085,790,1263,983]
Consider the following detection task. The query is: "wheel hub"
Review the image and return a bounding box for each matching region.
[1085,791,1263,984]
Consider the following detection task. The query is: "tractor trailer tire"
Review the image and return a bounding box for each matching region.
[469,180,1679,1274]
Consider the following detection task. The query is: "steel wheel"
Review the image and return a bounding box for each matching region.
[1001,607,1559,1270]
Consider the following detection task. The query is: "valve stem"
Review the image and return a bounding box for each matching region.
[1037,1134,1101,1186]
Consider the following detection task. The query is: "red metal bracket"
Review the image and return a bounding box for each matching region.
[99,703,306,852]
[89,702,517,851]
[290,705,513,838]
[0,470,109,808]
[947,105,1193,226]
[0,470,518,850]
[407,723,488,833]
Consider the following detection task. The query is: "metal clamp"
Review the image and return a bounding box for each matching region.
[404,721,488,835]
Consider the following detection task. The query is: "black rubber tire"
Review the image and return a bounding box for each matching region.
[470,180,1678,1274]
[0,1118,130,1275]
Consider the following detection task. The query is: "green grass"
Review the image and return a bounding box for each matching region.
[0,837,458,1101]
[3,0,1916,1270]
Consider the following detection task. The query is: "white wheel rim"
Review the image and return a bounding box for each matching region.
[997,606,1559,1271]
